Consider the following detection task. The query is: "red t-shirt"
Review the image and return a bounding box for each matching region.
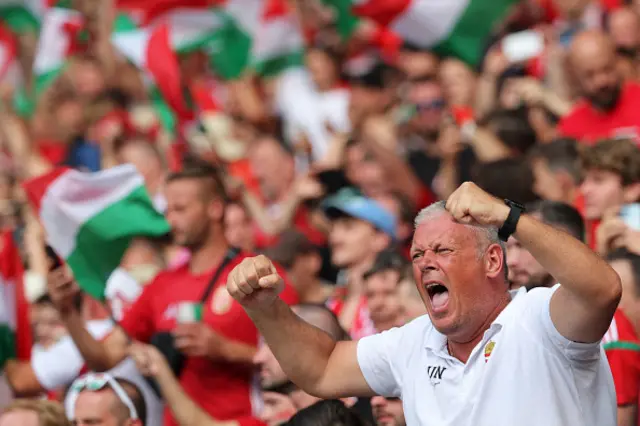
[603,310,640,407]
[118,252,299,426]
[558,82,640,144]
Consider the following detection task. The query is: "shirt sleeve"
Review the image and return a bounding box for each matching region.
[117,282,156,343]
[604,346,640,406]
[356,326,405,397]
[527,286,602,363]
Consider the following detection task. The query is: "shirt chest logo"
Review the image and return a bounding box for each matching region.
[427,365,447,386]
[484,340,496,363]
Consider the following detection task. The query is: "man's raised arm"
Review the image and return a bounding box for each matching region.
[226,255,374,399]
[515,214,621,343]
[47,267,128,371]
[446,182,621,344]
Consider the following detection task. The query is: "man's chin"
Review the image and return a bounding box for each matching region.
[589,88,621,111]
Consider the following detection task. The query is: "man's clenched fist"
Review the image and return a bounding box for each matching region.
[226,255,284,310]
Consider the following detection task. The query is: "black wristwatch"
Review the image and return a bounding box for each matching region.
[498,199,525,242]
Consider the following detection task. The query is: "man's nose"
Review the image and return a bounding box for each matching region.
[371,396,386,407]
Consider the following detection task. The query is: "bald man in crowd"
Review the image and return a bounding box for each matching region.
[558,30,640,144]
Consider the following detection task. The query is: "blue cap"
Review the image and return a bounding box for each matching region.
[322,189,397,240]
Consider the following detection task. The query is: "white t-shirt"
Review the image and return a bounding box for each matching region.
[31,320,164,426]
[357,286,616,426]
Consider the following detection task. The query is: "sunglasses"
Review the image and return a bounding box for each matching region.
[415,99,446,112]
[66,373,139,420]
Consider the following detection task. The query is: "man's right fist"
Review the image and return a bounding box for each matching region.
[227,255,284,310]
[46,266,81,316]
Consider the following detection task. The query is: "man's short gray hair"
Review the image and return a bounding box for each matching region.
[414,201,508,279]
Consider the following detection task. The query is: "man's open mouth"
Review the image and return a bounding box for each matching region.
[426,282,449,311]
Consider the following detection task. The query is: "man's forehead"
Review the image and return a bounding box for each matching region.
[411,216,475,248]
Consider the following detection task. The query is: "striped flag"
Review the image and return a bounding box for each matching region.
[22,166,170,301]
[0,230,30,370]
[326,0,517,66]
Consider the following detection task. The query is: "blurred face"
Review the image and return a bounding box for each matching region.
[371,396,406,426]
[71,60,106,99]
[609,259,639,321]
[345,144,388,197]
[397,51,439,81]
[74,390,122,426]
[609,9,640,50]
[253,341,287,390]
[0,410,40,426]
[329,217,380,268]
[531,158,564,201]
[55,98,84,138]
[349,85,388,123]
[224,204,254,252]
[580,169,625,220]
[439,59,476,106]
[306,49,339,91]
[165,179,220,249]
[365,270,404,332]
[410,214,505,339]
[506,236,550,290]
[408,81,445,135]
[31,303,65,348]
[249,139,294,201]
[259,392,297,426]
[573,45,621,110]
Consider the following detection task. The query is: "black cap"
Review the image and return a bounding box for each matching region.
[363,249,409,280]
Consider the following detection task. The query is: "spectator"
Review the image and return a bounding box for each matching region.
[224,201,256,254]
[581,139,640,249]
[559,30,640,143]
[263,230,333,304]
[285,400,367,426]
[227,182,620,425]
[322,189,396,339]
[0,399,70,426]
[66,373,146,426]
[506,201,585,290]
[2,290,163,424]
[528,138,582,207]
[363,249,412,332]
[47,161,299,426]
[371,396,405,426]
[603,248,640,426]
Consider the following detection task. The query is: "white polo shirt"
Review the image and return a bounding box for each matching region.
[357,286,616,426]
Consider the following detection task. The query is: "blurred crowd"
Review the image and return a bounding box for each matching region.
[1,0,640,424]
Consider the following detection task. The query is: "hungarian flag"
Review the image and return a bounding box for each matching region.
[0,230,31,369]
[327,0,517,66]
[22,166,170,301]
[208,0,304,79]
[0,0,48,33]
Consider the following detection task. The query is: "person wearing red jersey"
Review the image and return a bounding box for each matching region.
[46,160,298,426]
[581,139,640,251]
[604,249,640,426]
[322,189,396,340]
[558,30,640,144]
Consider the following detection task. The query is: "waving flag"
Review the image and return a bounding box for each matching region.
[0,230,30,370]
[22,166,170,301]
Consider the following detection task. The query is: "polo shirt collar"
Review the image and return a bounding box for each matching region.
[423,287,527,353]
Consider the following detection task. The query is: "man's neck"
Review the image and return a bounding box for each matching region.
[189,237,230,275]
[448,292,511,363]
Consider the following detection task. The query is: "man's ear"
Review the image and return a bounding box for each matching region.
[485,243,504,280]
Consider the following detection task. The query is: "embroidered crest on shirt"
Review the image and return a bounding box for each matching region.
[484,341,496,363]
[211,286,232,315]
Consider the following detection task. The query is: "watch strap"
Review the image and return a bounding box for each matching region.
[498,199,524,242]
